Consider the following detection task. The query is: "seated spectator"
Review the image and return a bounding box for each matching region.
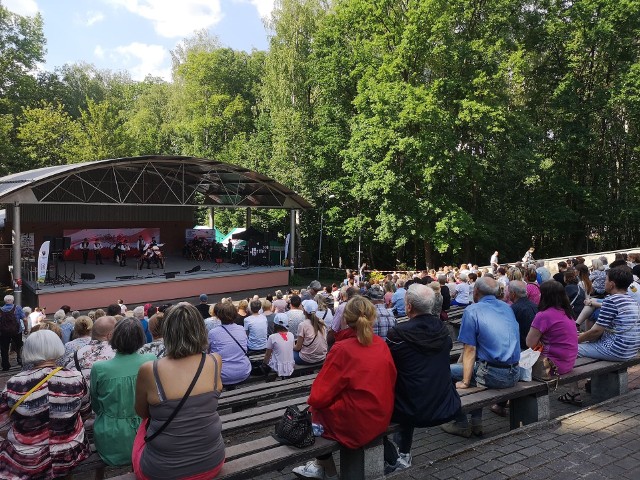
[292,296,397,479]
[314,293,334,327]
[451,273,471,307]
[503,267,523,304]
[577,266,640,361]
[438,275,451,313]
[286,294,306,337]
[133,303,225,480]
[293,300,328,365]
[524,266,541,305]
[428,281,444,317]
[262,313,295,378]
[509,280,538,350]
[244,300,268,355]
[0,330,90,478]
[58,315,93,367]
[204,304,221,333]
[536,261,551,283]
[60,315,75,344]
[391,279,407,316]
[368,285,396,340]
[526,280,578,376]
[138,312,166,358]
[565,268,586,319]
[272,290,287,313]
[384,281,395,308]
[208,302,251,388]
[234,299,249,327]
[195,293,210,320]
[590,259,607,296]
[263,300,275,336]
[576,263,594,298]
[133,306,152,343]
[91,318,156,470]
[384,284,461,473]
[67,316,116,383]
[442,277,520,438]
[553,261,568,286]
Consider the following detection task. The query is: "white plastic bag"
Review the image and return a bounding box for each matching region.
[518,348,541,382]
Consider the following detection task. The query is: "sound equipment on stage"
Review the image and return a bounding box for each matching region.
[116,275,135,280]
[164,272,176,279]
[80,273,95,280]
[185,265,202,274]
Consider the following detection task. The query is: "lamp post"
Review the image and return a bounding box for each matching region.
[317,194,335,280]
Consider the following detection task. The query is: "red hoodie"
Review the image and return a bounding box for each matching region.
[308,328,397,449]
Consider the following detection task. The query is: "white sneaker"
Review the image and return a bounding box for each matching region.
[292,461,326,479]
[396,452,412,469]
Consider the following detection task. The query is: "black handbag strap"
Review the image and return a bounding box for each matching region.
[220,325,248,356]
[73,350,81,372]
[145,352,206,442]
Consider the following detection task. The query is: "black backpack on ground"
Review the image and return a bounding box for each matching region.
[0,306,18,336]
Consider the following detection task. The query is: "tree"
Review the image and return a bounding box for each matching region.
[17,102,82,168]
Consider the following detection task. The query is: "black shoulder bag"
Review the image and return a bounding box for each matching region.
[145,352,206,442]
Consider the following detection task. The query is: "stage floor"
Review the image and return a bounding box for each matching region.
[24,255,289,311]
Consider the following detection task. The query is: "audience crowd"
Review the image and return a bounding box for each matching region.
[0,250,639,479]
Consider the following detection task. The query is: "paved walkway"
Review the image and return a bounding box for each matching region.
[394,389,640,480]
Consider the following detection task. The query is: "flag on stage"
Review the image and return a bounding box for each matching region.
[37,241,50,283]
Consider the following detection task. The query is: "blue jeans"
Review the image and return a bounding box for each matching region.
[293,350,313,365]
[450,361,519,425]
[578,342,627,362]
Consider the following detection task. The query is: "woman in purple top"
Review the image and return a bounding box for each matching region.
[208,302,251,388]
[526,280,578,375]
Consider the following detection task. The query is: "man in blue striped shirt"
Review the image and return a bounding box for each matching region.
[578,265,640,361]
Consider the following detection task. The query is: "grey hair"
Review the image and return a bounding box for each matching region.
[599,256,608,266]
[591,259,604,271]
[72,310,80,319]
[133,306,145,319]
[509,280,528,299]
[475,276,500,297]
[396,279,406,288]
[405,283,435,315]
[53,309,66,323]
[22,330,65,364]
[23,307,32,316]
[459,272,468,282]
[536,260,545,268]
[437,274,446,284]
[3,295,14,304]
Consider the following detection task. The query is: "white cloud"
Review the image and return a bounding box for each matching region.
[107,0,223,38]
[110,42,171,81]
[3,0,39,16]
[94,45,105,59]
[84,11,105,26]
[248,0,275,18]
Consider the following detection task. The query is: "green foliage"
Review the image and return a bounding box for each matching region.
[2,0,640,270]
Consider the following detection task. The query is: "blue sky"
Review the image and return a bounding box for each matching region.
[3,0,272,81]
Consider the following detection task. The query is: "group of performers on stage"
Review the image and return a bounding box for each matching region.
[79,236,164,269]
[182,236,228,261]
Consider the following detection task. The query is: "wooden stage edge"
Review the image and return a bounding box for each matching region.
[23,267,290,311]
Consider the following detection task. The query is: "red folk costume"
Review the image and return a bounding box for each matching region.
[308,328,397,450]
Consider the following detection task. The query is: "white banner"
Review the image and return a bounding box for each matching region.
[37,241,50,283]
[284,233,290,260]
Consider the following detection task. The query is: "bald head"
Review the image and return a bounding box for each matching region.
[474,276,499,300]
[92,316,117,341]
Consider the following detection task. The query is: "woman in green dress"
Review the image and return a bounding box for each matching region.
[91,317,155,477]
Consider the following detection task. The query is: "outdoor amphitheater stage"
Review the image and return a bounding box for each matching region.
[22,255,289,311]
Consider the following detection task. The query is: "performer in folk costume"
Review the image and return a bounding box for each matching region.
[137,236,146,256]
[120,239,130,267]
[81,238,90,264]
[94,240,103,265]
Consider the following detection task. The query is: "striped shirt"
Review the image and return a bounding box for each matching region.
[594,294,640,359]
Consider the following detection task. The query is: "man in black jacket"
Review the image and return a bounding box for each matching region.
[383,283,462,473]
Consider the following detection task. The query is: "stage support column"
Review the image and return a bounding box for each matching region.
[12,202,22,306]
[208,207,214,229]
[245,207,251,229]
[289,209,296,278]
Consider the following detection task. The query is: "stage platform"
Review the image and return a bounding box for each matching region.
[23,255,289,311]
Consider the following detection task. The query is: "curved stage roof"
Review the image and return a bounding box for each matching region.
[0,156,312,209]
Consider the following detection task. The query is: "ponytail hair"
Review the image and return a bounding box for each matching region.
[343,296,375,346]
[304,310,326,336]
